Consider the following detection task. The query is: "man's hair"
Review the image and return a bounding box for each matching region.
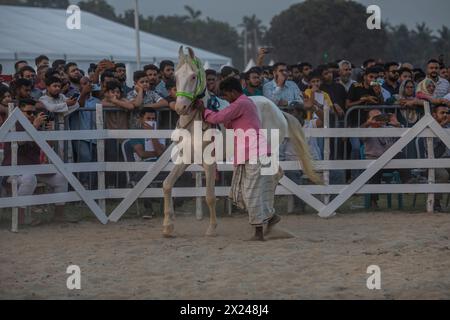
[159,60,175,72]
[52,59,66,69]
[363,58,376,68]
[205,69,217,77]
[100,70,115,83]
[18,98,36,108]
[272,62,287,72]
[64,62,78,73]
[414,70,426,82]
[288,64,300,71]
[384,61,399,72]
[0,84,10,100]
[315,64,329,75]
[115,63,126,70]
[144,64,159,73]
[105,79,122,93]
[327,62,339,69]
[298,62,312,70]
[45,68,60,80]
[307,69,323,82]
[219,77,243,94]
[365,66,380,76]
[165,79,176,90]
[427,59,440,66]
[245,67,262,80]
[35,55,49,66]
[14,60,28,72]
[19,66,36,77]
[14,78,32,88]
[139,107,157,117]
[133,70,147,83]
[88,63,97,74]
[398,67,412,76]
[220,66,236,78]
[432,104,448,114]
[338,60,352,69]
[45,76,61,87]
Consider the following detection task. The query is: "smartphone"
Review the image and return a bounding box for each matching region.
[373,114,390,122]
[262,47,274,54]
[71,93,80,100]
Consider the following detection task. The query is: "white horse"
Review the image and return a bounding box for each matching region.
[162,46,319,237]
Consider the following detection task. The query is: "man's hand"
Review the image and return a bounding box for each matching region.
[388,113,401,127]
[66,97,78,107]
[333,103,345,117]
[277,99,288,107]
[33,112,47,129]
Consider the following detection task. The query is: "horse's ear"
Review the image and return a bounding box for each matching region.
[187,47,195,60]
[178,46,185,64]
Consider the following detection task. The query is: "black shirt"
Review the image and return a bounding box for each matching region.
[347,83,380,127]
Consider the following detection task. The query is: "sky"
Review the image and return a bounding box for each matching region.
[104,0,449,32]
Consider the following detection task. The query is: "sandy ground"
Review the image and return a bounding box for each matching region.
[1,210,450,300]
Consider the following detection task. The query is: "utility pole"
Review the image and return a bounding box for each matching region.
[244,29,248,66]
[134,0,141,69]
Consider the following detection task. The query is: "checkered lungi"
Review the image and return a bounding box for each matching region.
[230,160,284,226]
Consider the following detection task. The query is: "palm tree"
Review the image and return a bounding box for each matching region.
[184,5,202,21]
[239,15,267,62]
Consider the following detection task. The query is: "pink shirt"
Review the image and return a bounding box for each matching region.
[203,94,269,165]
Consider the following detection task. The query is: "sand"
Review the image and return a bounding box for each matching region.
[1,211,450,300]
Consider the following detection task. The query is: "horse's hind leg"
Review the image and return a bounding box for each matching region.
[203,163,218,236]
[162,163,189,237]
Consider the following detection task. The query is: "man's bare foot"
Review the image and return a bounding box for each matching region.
[265,214,281,235]
[246,226,265,241]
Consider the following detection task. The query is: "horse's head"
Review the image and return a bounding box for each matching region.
[175,46,206,115]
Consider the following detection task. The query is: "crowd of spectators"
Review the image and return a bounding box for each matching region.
[0,48,449,223]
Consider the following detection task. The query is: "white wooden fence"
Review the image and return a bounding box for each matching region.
[1,102,450,232]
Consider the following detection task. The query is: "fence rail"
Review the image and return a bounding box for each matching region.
[1,102,450,232]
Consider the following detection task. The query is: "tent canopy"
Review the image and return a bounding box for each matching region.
[0,5,231,72]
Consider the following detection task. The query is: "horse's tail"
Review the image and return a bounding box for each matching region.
[282,111,323,185]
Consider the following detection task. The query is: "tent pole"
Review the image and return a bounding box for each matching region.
[134,0,141,70]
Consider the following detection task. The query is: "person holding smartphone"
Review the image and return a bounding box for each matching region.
[38,76,79,114]
[262,62,303,108]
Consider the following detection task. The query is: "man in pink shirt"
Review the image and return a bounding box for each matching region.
[203,77,283,241]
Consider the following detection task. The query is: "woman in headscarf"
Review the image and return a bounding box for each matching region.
[388,79,424,127]
[416,78,448,106]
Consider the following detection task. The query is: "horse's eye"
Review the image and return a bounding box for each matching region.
[192,76,196,80]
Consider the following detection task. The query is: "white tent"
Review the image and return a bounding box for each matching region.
[0,5,231,84]
[244,59,256,72]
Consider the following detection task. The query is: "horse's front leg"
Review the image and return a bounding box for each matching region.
[162,163,189,237]
[203,163,218,237]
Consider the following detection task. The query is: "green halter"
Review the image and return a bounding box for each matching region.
[176,57,206,102]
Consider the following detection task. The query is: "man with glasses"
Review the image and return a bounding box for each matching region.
[263,62,303,108]
[1,99,68,225]
[427,59,450,98]
[382,62,400,96]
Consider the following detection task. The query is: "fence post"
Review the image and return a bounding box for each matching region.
[96,104,106,212]
[323,104,330,205]
[424,102,434,213]
[195,171,203,220]
[8,103,18,232]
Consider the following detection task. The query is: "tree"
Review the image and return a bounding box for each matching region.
[184,5,202,21]
[265,0,388,65]
[239,15,267,62]
[78,0,117,21]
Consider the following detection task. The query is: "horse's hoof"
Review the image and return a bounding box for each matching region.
[163,224,175,238]
[205,224,218,237]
